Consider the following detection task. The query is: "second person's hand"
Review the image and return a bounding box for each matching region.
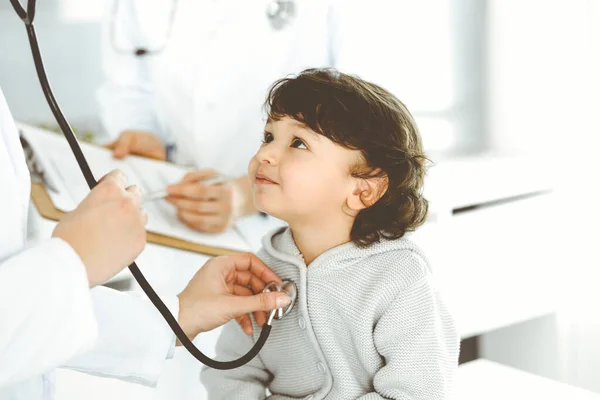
[105,130,167,161]
[166,169,256,233]
[176,252,291,341]
[52,170,148,287]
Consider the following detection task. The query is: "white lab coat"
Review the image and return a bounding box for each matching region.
[99,0,408,177]
[0,87,177,399]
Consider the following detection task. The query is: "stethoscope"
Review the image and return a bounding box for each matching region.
[111,0,297,57]
[9,0,297,370]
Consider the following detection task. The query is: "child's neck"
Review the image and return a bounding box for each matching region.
[288,217,353,265]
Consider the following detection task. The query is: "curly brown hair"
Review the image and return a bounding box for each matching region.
[264,68,429,247]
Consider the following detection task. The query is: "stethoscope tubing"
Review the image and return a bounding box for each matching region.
[9,0,272,370]
[112,0,296,57]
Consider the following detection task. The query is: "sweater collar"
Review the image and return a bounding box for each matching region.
[262,226,359,269]
[261,226,425,272]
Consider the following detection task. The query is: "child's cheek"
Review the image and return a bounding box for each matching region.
[247,155,258,178]
[291,166,320,200]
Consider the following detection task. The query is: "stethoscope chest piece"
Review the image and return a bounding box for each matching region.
[266,0,296,31]
[263,280,297,323]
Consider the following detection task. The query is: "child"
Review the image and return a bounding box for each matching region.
[201,68,459,399]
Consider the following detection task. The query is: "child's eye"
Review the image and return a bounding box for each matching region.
[291,137,307,149]
[262,131,274,144]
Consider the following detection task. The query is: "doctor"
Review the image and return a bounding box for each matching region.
[100,0,401,233]
[0,84,291,399]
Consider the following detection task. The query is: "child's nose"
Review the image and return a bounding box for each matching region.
[256,143,279,165]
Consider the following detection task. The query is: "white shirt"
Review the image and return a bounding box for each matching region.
[98,0,409,177]
[0,87,177,399]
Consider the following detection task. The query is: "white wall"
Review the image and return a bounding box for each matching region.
[562,2,600,391]
[0,3,104,133]
[482,0,600,392]
[485,0,594,157]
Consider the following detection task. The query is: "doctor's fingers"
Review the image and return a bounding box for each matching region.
[231,276,282,327]
[97,169,128,189]
[233,284,268,330]
[89,178,148,225]
[236,314,254,336]
[100,183,147,226]
[167,182,223,201]
[124,185,149,225]
[177,210,228,233]
[84,171,129,206]
[104,131,136,159]
[235,312,267,335]
[181,169,220,183]
[167,196,232,215]
[227,268,283,296]
[125,185,144,206]
[226,291,291,320]
[232,285,264,335]
[225,270,271,297]
[222,252,284,288]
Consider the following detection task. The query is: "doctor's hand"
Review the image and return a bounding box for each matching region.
[105,130,167,161]
[166,170,256,233]
[176,253,291,341]
[52,170,148,287]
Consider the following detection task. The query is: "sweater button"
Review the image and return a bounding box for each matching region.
[317,362,327,374]
[298,317,306,330]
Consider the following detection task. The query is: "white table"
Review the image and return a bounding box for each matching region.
[453,359,600,400]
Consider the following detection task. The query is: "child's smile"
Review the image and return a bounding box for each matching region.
[247,116,361,225]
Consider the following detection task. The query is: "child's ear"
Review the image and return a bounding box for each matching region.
[346,170,389,212]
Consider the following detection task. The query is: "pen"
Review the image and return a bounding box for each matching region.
[196,175,229,186]
[143,175,230,203]
[143,190,169,203]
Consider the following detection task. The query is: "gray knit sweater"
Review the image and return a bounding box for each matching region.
[201,227,459,399]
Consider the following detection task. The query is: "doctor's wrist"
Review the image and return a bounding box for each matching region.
[175,293,201,346]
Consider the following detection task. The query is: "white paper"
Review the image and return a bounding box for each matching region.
[18,123,252,252]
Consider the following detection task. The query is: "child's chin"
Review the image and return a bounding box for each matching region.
[254,198,284,220]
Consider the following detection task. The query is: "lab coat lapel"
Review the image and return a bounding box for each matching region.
[0,88,30,254]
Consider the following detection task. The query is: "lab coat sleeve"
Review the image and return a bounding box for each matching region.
[200,320,271,400]
[62,286,178,387]
[97,0,164,141]
[0,238,98,388]
[357,277,459,400]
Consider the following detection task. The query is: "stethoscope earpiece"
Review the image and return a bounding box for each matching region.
[265,0,296,31]
[112,0,296,57]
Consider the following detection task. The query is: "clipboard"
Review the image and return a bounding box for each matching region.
[20,123,252,257]
[30,182,239,257]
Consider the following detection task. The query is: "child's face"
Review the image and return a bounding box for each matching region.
[248,116,362,224]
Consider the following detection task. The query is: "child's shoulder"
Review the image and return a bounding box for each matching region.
[359,235,432,292]
[340,237,437,322]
